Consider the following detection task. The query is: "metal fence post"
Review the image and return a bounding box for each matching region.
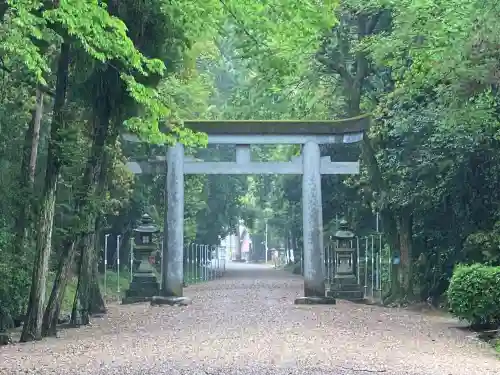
[195,244,200,282]
[202,245,206,281]
[371,235,375,298]
[323,246,326,284]
[208,245,212,280]
[182,243,186,285]
[356,236,360,285]
[116,234,121,293]
[364,237,368,297]
[160,240,163,290]
[211,245,216,280]
[185,243,189,284]
[216,245,221,276]
[130,237,134,283]
[379,234,385,292]
[191,244,194,283]
[324,244,330,286]
[222,245,225,274]
[104,234,109,298]
[376,252,380,292]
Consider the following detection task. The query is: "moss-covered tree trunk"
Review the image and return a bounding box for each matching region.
[13,88,44,257]
[90,257,106,315]
[90,152,111,315]
[41,238,76,336]
[74,69,118,324]
[89,160,111,316]
[20,42,71,343]
[70,242,84,325]
[42,67,118,333]
[77,218,94,326]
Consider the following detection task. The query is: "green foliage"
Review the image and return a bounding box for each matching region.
[0,227,31,318]
[447,264,500,327]
[2,0,200,144]
[463,225,500,265]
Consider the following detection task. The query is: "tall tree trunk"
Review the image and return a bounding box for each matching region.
[89,156,111,316]
[41,238,76,336]
[90,255,106,315]
[14,88,44,256]
[77,218,94,326]
[28,90,43,183]
[73,74,115,325]
[20,42,71,343]
[398,207,414,299]
[379,208,402,301]
[42,68,118,334]
[79,153,115,321]
[70,242,84,325]
[0,1,8,20]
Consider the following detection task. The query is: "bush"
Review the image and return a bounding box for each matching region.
[447,264,500,328]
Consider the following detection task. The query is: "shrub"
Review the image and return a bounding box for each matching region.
[447,264,500,328]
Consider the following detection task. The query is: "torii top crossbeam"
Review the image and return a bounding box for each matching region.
[179,115,369,144]
[182,115,369,134]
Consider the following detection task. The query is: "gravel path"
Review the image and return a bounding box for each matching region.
[1,263,498,375]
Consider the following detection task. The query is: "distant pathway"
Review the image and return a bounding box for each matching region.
[1,262,498,375]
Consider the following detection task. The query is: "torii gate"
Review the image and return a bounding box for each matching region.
[126,116,370,304]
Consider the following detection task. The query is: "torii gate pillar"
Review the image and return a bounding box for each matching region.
[163,143,184,297]
[302,141,325,297]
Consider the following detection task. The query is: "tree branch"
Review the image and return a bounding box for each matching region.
[366,12,382,36]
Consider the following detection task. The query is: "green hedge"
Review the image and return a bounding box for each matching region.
[447,264,500,327]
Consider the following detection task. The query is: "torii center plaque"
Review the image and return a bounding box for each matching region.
[124,116,370,304]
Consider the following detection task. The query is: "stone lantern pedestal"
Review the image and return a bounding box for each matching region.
[122,214,160,304]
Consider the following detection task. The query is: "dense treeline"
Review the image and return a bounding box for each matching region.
[1,0,499,344]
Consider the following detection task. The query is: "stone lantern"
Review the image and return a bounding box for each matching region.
[333,219,356,279]
[123,213,160,304]
[327,219,364,301]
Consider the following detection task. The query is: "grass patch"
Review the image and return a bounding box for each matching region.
[46,270,131,313]
[99,270,131,303]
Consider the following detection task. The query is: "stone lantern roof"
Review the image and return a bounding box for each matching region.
[133,213,159,234]
[333,219,354,240]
